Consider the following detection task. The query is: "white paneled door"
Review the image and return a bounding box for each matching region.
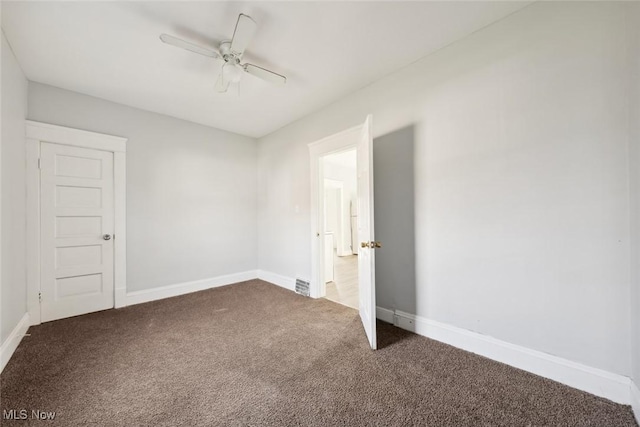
[357,115,377,350]
[40,142,115,322]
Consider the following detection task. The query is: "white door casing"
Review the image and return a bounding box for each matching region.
[26,121,127,325]
[356,115,377,350]
[40,142,115,322]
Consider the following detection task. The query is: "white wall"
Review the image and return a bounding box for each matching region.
[28,83,258,293]
[258,2,634,376]
[1,32,28,344]
[628,1,640,412]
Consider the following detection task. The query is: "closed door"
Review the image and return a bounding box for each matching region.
[40,142,115,322]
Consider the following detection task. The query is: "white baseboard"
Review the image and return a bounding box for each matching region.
[257,270,296,291]
[0,313,31,373]
[631,380,640,425]
[377,306,631,405]
[376,306,395,324]
[125,270,258,306]
[114,287,127,309]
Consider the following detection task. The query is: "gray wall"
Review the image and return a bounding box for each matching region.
[28,83,258,293]
[373,127,415,314]
[1,32,28,343]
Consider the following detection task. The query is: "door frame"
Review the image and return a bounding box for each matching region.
[308,124,361,299]
[26,120,128,325]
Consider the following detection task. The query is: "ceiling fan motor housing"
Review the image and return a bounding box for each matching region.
[218,40,244,84]
[219,41,241,63]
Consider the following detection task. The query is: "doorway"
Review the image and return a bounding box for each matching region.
[308,115,377,349]
[323,151,358,309]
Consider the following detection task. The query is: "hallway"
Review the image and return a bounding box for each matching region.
[325,251,358,309]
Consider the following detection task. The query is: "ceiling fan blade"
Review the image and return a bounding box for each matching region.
[160,34,221,59]
[243,64,287,86]
[230,14,257,56]
[215,72,230,93]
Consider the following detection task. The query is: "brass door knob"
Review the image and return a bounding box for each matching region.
[361,241,382,249]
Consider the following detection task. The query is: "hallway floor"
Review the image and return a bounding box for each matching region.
[325,251,358,309]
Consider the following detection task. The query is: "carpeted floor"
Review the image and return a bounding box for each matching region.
[1,280,637,426]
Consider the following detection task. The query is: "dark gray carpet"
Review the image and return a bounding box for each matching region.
[1,280,637,426]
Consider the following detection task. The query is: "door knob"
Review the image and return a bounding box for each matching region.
[103,234,112,241]
[361,241,381,249]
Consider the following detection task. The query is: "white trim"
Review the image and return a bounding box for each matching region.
[307,124,362,151]
[631,380,640,425]
[0,314,31,373]
[26,138,41,324]
[25,122,127,324]
[26,120,126,152]
[376,306,395,324]
[257,270,296,292]
[113,152,127,308]
[126,271,258,306]
[115,288,127,309]
[375,307,631,404]
[308,125,361,299]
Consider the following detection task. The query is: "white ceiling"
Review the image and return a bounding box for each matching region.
[2,1,531,138]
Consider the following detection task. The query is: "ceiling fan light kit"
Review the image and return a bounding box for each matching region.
[222,62,243,84]
[160,13,286,94]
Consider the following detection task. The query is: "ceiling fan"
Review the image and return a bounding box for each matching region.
[160,13,287,93]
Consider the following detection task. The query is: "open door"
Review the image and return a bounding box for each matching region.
[357,115,377,350]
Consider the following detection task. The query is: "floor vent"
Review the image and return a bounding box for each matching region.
[295,279,310,297]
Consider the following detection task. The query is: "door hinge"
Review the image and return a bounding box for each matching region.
[37,158,41,169]
[38,292,42,302]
